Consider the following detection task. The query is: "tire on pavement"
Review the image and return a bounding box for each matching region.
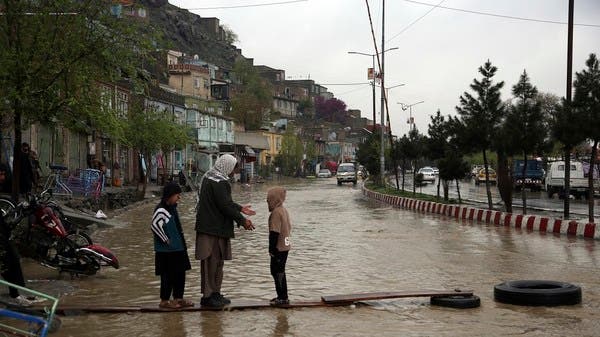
[430,295,481,309]
[494,280,581,306]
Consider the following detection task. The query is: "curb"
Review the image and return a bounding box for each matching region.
[362,185,598,240]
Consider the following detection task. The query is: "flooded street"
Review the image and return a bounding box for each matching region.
[24,178,600,336]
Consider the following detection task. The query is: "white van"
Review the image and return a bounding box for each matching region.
[545,160,597,199]
[336,163,357,186]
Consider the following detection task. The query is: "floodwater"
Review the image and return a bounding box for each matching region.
[17,178,600,336]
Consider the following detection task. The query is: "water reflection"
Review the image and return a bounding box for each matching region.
[271,311,289,337]
[42,178,600,337]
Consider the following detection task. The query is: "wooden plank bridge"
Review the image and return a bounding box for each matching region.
[43,289,473,315]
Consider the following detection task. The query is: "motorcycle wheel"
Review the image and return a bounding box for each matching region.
[66,231,93,247]
[0,197,16,218]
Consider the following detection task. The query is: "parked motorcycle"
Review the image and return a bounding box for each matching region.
[4,189,119,276]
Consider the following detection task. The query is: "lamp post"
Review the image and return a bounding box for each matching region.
[347,47,399,128]
[398,100,424,132]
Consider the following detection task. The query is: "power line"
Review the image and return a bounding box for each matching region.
[401,0,600,28]
[183,0,307,11]
[337,84,372,96]
[319,82,370,86]
[387,0,445,43]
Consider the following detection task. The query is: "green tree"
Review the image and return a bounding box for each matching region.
[229,59,272,130]
[455,60,505,209]
[549,96,588,219]
[426,110,449,198]
[297,98,314,120]
[407,128,426,196]
[573,53,600,223]
[122,102,192,195]
[356,131,381,179]
[0,0,156,199]
[393,134,412,191]
[273,131,303,176]
[505,70,546,214]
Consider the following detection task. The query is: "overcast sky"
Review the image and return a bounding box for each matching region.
[168,0,599,137]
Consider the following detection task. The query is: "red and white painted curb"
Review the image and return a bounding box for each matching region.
[362,186,598,239]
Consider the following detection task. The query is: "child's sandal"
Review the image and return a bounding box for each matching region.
[176,298,195,308]
[159,300,182,309]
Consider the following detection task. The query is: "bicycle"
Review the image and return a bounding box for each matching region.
[42,165,72,198]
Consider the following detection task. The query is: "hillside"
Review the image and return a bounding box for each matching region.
[139,0,243,70]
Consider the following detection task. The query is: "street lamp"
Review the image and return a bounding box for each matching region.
[398,101,424,132]
[347,47,399,128]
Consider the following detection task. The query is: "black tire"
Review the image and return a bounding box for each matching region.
[494,280,581,306]
[66,231,93,247]
[430,295,480,309]
[337,181,342,186]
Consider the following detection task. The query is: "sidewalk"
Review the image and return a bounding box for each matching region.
[363,184,598,240]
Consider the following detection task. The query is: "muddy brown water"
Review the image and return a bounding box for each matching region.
[10,178,600,336]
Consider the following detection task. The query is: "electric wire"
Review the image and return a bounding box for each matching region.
[401,0,600,28]
[387,0,445,43]
[181,0,307,11]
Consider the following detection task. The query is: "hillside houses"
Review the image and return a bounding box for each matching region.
[5,15,375,189]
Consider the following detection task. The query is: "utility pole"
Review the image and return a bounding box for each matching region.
[379,0,386,185]
[564,0,574,219]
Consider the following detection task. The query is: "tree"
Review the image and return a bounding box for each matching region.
[505,70,546,214]
[455,60,505,209]
[0,0,156,200]
[392,135,412,191]
[122,101,192,195]
[426,110,449,199]
[549,96,588,219]
[314,97,347,123]
[406,128,426,196]
[273,131,303,176]
[229,59,272,130]
[297,98,314,119]
[573,53,600,223]
[356,131,381,179]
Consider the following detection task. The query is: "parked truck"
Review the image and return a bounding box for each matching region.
[545,160,599,199]
[512,159,545,191]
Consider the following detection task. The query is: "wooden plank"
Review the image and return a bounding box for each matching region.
[43,289,473,315]
[51,300,332,315]
[321,289,473,304]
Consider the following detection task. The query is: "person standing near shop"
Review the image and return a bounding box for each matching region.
[195,154,256,308]
[19,143,34,195]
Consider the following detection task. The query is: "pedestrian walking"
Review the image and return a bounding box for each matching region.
[151,181,193,309]
[195,154,256,308]
[267,186,292,306]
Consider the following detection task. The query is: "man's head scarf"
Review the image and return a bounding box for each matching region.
[200,154,238,187]
[214,154,237,176]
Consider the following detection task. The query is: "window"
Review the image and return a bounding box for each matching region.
[217,119,223,129]
[210,117,216,128]
[100,86,112,112]
[194,78,201,88]
[227,121,232,132]
[116,91,128,118]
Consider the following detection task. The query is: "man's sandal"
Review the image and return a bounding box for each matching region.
[176,298,195,308]
[159,300,182,309]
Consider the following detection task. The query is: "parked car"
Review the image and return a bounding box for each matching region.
[336,163,357,185]
[417,167,436,182]
[317,169,332,178]
[470,165,484,178]
[475,168,497,185]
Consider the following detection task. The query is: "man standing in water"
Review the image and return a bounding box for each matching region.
[195,154,256,308]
